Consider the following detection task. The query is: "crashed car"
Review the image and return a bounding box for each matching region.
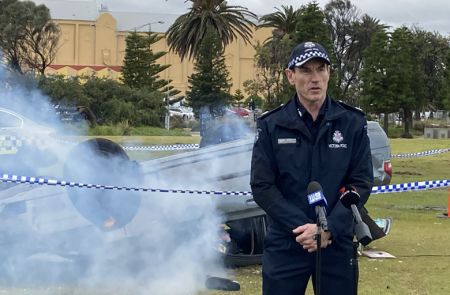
[0,108,392,280]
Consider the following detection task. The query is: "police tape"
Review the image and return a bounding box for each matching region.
[391,148,450,158]
[122,144,199,151]
[0,174,249,196]
[120,145,450,158]
[1,173,449,196]
[371,180,450,194]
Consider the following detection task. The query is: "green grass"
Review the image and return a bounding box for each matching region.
[206,137,450,295]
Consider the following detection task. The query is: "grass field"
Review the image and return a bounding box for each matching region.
[206,138,450,295]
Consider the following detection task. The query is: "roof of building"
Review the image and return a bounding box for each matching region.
[31,0,178,32]
[31,0,262,33]
[33,0,99,21]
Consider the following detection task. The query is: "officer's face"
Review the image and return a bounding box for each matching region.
[285,59,330,106]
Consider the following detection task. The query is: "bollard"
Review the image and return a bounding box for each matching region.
[448,188,450,218]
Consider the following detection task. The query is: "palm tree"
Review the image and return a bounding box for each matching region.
[166,0,257,61]
[258,5,300,38]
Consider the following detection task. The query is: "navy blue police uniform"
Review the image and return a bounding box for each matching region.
[250,94,374,295]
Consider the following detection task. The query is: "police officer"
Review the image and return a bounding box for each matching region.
[250,41,373,294]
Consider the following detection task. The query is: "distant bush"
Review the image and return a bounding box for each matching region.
[413,120,425,132]
[387,124,423,138]
[39,75,166,127]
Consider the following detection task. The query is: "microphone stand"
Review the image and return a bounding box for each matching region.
[315,217,322,295]
[350,239,359,295]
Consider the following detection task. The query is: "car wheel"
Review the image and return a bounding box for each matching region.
[63,138,142,230]
[222,215,267,267]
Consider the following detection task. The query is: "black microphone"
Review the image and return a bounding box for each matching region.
[340,186,372,246]
[307,181,328,231]
[205,276,240,291]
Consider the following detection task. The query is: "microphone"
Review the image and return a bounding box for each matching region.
[340,186,372,246]
[205,276,240,291]
[307,181,328,231]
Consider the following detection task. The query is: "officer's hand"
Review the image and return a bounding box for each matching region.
[292,224,332,252]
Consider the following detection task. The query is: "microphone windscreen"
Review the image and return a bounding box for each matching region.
[307,181,322,195]
[340,190,360,209]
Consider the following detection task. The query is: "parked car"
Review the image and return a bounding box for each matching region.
[231,107,251,118]
[54,105,97,126]
[168,106,194,121]
[367,121,392,186]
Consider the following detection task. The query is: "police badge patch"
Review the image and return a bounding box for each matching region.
[332,130,344,143]
[329,130,347,149]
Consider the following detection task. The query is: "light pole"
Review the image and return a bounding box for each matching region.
[165,86,171,130]
[133,21,165,32]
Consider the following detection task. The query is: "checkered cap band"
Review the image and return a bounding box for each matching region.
[288,51,330,69]
[287,42,331,69]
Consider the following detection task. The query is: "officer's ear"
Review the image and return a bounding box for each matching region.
[285,68,295,85]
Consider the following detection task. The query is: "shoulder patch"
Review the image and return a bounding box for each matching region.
[337,100,365,116]
[258,104,284,120]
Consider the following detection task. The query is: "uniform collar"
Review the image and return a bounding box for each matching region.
[275,94,347,130]
[295,96,328,121]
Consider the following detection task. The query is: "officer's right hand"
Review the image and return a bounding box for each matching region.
[292,223,332,252]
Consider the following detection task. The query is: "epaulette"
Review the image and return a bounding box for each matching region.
[337,100,365,116]
[258,104,284,120]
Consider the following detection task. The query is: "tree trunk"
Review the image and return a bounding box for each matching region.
[402,109,413,138]
[414,109,421,120]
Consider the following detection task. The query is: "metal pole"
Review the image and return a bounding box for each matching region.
[315,221,322,295]
[165,94,170,130]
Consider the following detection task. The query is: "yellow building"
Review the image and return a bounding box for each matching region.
[38,0,272,96]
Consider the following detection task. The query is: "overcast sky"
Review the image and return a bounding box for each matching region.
[99,0,450,35]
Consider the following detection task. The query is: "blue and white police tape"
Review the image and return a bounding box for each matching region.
[120,144,450,157]
[372,179,450,194]
[391,148,450,158]
[122,144,199,151]
[0,174,251,196]
[1,173,449,196]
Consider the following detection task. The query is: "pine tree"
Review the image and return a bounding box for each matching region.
[121,31,178,96]
[360,29,393,132]
[187,30,232,115]
[295,3,332,50]
[294,3,337,96]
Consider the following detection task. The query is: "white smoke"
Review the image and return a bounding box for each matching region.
[0,67,234,294]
